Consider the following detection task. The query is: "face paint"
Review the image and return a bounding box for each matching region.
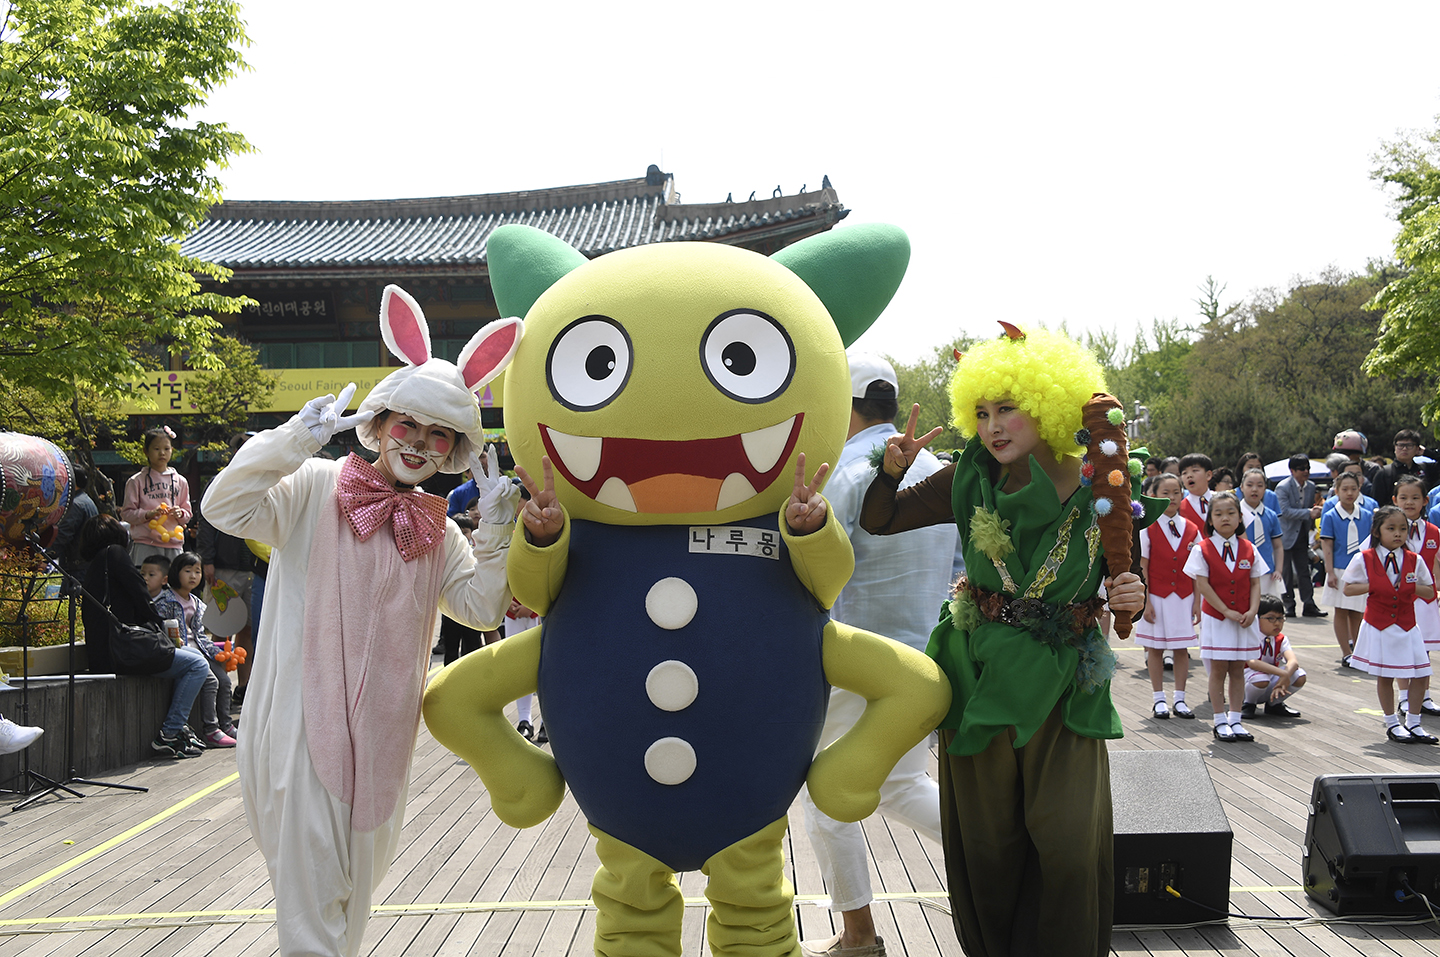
[375,413,455,486]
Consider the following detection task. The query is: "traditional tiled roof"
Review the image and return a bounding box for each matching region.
[182,167,846,278]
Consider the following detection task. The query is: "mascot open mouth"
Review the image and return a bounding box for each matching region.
[539,414,804,513]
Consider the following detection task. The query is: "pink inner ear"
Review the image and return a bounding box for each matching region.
[463,324,518,388]
[387,293,429,365]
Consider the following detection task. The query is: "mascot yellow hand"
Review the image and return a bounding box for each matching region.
[422,627,565,828]
[806,621,951,822]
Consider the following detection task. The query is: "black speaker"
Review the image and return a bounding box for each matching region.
[1110,749,1233,924]
[1304,773,1440,915]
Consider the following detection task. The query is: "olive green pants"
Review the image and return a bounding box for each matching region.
[938,706,1113,957]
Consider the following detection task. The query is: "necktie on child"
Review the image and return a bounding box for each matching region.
[1200,497,1208,515]
[1386,552,1400,584]
[1169,519,1179,538]
[1412,522,1423,547]
[1222,541,1234,564]
[1346,515,1359,554]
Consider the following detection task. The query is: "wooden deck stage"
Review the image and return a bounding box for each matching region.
[2,615,1439,956]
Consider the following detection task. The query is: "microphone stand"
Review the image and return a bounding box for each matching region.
[5,532,147,811]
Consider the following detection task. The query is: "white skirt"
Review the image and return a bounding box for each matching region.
[1352,621,1432,678]
[1418,598,1440,649]
[1199,614,1262,661]
[1319,581,1366,612]
[1135,592,1198,648]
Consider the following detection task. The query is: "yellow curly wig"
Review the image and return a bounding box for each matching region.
[949,326,1107,460]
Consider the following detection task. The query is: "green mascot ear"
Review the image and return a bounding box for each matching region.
[771,223,910,347]
[487,224,590,319]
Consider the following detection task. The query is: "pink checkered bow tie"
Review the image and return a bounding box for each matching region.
[335,454,447,562]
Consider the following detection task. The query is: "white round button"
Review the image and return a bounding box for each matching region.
[645,577,698,630]
[644,737,697,785]
[646,660,699,712]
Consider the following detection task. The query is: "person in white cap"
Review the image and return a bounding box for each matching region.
[201,286,522,957]
[799,352,957,957]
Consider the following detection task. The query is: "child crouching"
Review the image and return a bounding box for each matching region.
[1242,596,1306,718]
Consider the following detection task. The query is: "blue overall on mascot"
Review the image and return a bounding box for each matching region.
[423,223,951,957]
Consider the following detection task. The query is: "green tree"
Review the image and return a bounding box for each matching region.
[1367,118,1440,424]
[1152,267,1432,464]
[886,334,975,452]
[0,0,252,402]
[184,336,280,451]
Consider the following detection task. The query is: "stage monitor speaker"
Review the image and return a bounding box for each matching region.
[1304,773,1440,915]
[1111,749,1233,924]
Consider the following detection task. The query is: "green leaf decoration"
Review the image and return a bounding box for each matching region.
[969,506,1015,564]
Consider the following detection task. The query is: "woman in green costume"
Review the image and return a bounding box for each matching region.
[860,325,1161,957]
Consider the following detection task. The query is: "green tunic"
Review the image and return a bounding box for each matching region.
[926,436,1163,756]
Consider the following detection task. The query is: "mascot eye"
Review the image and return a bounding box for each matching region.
[546,316,633,410]
[700,310,795,403]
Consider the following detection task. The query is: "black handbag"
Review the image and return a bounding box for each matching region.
[101,564,175,675]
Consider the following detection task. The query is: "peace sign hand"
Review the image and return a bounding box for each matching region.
[784,452,831,535]
[883,404,943,479]
[514,456,565,547]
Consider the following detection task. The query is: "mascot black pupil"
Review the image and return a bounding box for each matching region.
[722,341,756,376]
[586,345,616,379]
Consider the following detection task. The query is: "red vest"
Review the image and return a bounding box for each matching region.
[1146,517,1198,598]
[1362,548,1418,631]
[1179,494,1208,531]
[1408,521,1440,599]
[1199,537,1256,620]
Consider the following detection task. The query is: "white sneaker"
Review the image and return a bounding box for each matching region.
[0,715,43,755]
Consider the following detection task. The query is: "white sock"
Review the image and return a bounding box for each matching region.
[1174,690,1187,704]
[516,695,532,724]
[1386,713,1402,729]
[1228,710,1246,731]
[1153,691,1167,704]
[1408,713,1424,730]
[1214,713,1228,730]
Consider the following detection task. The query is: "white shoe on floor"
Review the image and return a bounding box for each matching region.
[0,715,43,755]
[799,932,886,957]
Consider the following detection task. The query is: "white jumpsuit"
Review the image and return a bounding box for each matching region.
[202,416,510,957]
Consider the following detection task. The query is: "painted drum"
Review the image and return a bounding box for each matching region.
[0,433,73,548]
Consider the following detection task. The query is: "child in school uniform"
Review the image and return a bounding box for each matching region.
[1395,475,1440,717]
[1137,473,1201,719]
[1178,452,1213,529]
[1240,467,1284,595]
[1183,491,1267,743]
[1319,471,1373,669]
[1345,505,1438,744]
[1241,597,1306,718]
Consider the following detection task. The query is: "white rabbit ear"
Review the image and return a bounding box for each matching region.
[457,317,524,391]
[379,285,431,366]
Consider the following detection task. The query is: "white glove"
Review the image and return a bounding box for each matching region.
[469,443,521,525]
[299,382,374,446]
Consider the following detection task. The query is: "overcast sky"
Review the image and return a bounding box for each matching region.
[196,1,1440,364]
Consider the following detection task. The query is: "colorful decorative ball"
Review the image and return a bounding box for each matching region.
[1131,501,1144,518]
[1107,408,1125,426]
[1080,475,1092,487]
[1128,459,1143,477]
[1093,498,1113,516]
[1081,462,1096,479]
[1108,469,1125,486]
[1099,439,1119,457]
[1074,428,1091,446]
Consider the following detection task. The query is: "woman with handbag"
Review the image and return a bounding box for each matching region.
[78,514,212,758]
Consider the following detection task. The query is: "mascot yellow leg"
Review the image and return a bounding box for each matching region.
[421,626,565,828]
[701,816,799,957]
[590,825,685,957]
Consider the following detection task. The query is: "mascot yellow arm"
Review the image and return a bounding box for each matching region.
[421,626,565,828]
[505,506,572,616]
[778,500,854,609]
[806,621,952,822]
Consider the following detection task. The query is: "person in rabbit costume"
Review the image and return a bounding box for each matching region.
[422,224,951,957]
[201,285,523,957]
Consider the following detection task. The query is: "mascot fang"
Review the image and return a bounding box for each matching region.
[423,224,950,957]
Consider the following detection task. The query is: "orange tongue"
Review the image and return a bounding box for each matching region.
[628,474,723,513]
